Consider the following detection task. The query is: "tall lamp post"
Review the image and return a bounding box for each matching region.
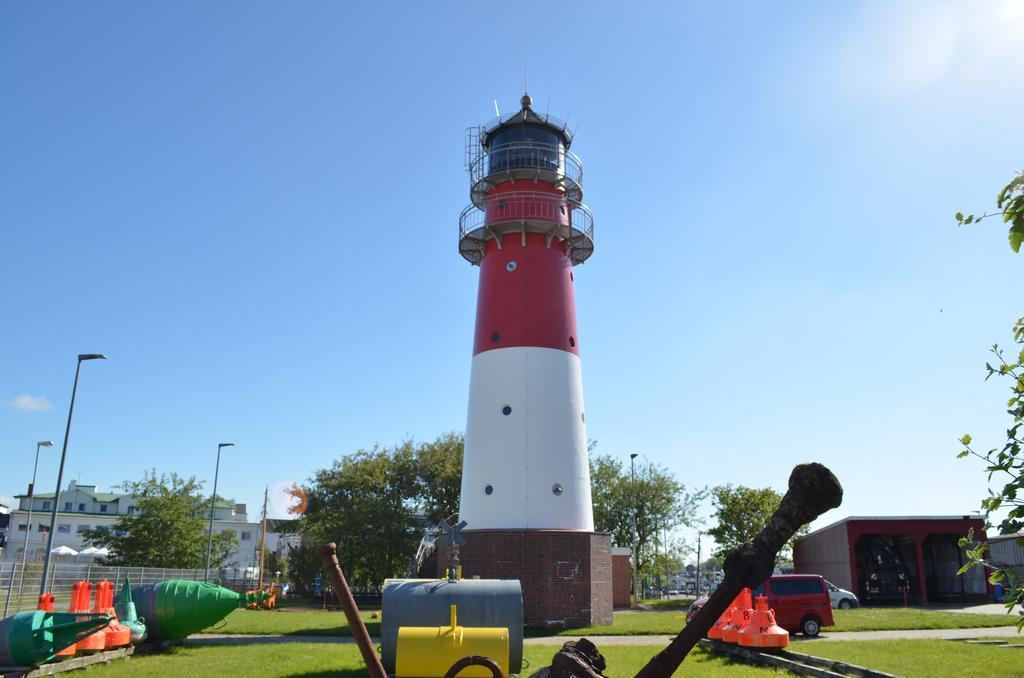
[695,531,702,596]
[3,441,53,615]
[205,442,234,581]
[630,452,639,606]
[40,354,106,595]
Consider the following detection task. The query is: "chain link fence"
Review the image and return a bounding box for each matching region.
[1,562,261,617]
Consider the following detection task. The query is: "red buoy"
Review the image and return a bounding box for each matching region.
[737,594,790,649]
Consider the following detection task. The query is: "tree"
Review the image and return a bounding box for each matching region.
[301,444,420,592]
[295,432,464,593]
[957,317,1024,629]
[285,543,322,595]
[956,175,1024,630]
[84,471,238,568]
[263,547,287,581]
[707,484,808,560]
[956,173,1024,252]
[589,454,705,578]
[414,431,463,525]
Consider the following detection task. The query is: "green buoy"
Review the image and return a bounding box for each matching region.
[0,611,110,667]
[116,574,148,644]
[132,580,251,642]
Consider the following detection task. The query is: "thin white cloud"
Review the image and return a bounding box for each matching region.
[820,0,1024,103]
[7,394,54,412]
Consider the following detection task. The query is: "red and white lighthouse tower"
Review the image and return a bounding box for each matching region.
[454,94,611,627]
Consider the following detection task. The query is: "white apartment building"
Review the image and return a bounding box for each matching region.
[1,480,283,569]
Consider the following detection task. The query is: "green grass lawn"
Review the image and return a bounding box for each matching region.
[828,607,1014,632]
[642,597,696,610]
[66,638,1024,677]
[206,606,1017,638]
[206,609,380,636]
[81,643,779,677]
[543,606,1016,636]
[798,639,1024,678]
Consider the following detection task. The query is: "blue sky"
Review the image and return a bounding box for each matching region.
[2,1,1022,553]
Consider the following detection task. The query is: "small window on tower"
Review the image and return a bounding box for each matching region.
[569,336,576,347]
[502,405,512,416]
[491,332,501,343]
[552,484,564,496]
[484,485,494,496]
[506,261,517,272]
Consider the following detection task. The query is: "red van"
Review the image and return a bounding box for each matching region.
[751,575,834,637]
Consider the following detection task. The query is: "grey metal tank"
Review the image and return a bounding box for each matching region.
[380,578,523,674]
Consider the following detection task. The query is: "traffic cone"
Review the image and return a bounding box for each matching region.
[738,594,789,649]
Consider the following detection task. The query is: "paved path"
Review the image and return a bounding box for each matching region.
[934,602,1020,616]
[191,625,1021,647]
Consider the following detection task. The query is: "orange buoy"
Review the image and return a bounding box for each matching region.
[75,582,106,653]
[720,588,753,644]
[56,582,90,657]
[738,595,789,649]
[722,607,753,643]
[708,588,751,640]
[707,604,734,640]
[93,580,131,649]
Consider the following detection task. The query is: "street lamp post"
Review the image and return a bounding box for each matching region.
[696,531,702,596]
[630,452,639,605]
[40,354,106,596]
[204,443,234,581]
[3,441,54,616]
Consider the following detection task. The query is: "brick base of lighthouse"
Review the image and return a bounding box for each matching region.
[440,529,613,628]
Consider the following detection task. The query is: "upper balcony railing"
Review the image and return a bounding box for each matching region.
[458,190,594,266]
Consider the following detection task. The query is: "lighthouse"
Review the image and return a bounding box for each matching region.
[453,94,611,627]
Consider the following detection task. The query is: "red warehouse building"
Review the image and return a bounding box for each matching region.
[793,516,990,605]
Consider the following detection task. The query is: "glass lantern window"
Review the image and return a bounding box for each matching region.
[487,124,563,174]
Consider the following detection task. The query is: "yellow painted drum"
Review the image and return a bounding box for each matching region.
[395,605,509,677]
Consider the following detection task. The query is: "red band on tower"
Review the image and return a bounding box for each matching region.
[473,232,578,357]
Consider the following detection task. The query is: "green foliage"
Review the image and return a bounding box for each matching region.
[955,173,1024,252]
[707,484,808,559]
[957,316,1024,630]
[283,543,322,595]
[294,432,463,592]
[83,471,238,568]
[589,454,705,577]
[264,548,286,580]
[413,431,464,525]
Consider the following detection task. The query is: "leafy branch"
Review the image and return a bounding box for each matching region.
[958,316,1024,630]
[956,173,1024,252]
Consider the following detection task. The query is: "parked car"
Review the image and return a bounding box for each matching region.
[686,596,707,623]
[751,574,834,637]
[824,579,859,609]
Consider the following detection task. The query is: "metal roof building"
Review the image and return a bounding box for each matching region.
[793,515,990,605]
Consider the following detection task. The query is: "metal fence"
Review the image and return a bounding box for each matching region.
[0,561,261,617]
